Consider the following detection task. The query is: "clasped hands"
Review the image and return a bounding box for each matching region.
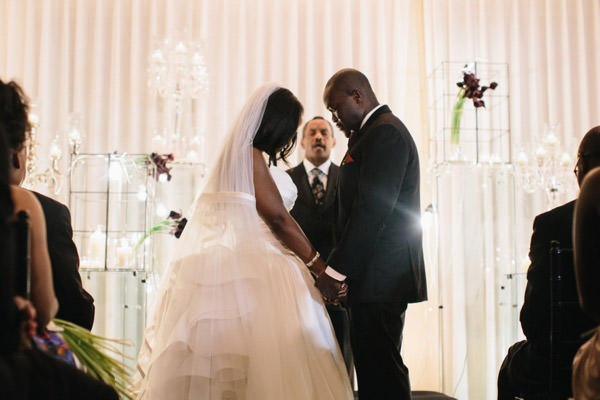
[316,273,348,305]
[308,257,348,305]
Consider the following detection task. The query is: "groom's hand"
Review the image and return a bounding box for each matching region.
[316,273,348,304]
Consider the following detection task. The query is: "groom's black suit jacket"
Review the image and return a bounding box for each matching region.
[327,105,427,304]
[33,192,95,329]
[287,162,339,260]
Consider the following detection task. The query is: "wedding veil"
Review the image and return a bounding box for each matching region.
[165,83,281,268]
[135,84,281,397]
[202,83,280,196]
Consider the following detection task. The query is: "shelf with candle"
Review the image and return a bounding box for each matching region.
[115,238,134,269]
[429,61,510,165]
[70,153,156,273]
[79,225,106,270]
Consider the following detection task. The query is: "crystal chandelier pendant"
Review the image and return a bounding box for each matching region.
[147,35,209,159]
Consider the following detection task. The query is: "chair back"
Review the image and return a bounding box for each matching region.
[13,210,30,299]
[549,240,594,397]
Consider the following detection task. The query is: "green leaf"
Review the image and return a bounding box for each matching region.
[451,90,467,146]
[53,318,134,400]
[135,220,173,249]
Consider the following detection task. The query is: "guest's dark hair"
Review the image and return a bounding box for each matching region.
[0,79,30,151]
[0,122,17,356]
[253,88,303,166]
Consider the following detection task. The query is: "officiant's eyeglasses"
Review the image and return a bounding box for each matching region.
[574,153,600,175]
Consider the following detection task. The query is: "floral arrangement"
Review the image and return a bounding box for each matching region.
[136,210,187,249]
[451,65,498,145]
[146,153,174,181]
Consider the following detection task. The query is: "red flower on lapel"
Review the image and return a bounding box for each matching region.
[342,152,354,166]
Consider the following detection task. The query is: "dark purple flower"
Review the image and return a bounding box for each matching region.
[457,72,498,108]
[147,153,174,182]
[168,210,182,220]
[172,218,187,238]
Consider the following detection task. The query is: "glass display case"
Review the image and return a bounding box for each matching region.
[69,152,206,366]
[69,152,155,272]
[427,62,518,399]
[429,61,510,164]
[69,152,156,365]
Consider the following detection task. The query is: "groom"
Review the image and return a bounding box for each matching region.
[315,68,427,400]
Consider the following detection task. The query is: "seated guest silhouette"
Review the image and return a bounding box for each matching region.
[497,126,600,399]
[0,122,118,400]
[0,79,95,329]
[572,165,600,400]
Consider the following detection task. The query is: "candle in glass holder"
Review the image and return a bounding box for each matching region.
[535,146,547,164]
[543,132,559,150]
[516,151,528,167]
[175,41,187,55]
[116,238,133,268]
[89,226,106,266]
[49,141,62,160]
[560,152,571,168]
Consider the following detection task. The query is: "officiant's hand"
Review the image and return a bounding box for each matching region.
[316,273,348,304]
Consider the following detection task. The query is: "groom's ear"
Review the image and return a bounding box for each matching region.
[351,89,362,105]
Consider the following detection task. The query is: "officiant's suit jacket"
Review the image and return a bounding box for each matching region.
[286,163,339,260]
[327,105,427,304]
[34,192,95,330]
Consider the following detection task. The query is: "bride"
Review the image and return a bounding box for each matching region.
[133,84,353,400]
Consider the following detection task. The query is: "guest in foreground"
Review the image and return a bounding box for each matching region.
[0,79,94,329]
[0,122,118,400]
[133,85,353,399]
[0,81,58,328]
[497,126,600,399]
[572,165,600,400]
[318,68,427,400]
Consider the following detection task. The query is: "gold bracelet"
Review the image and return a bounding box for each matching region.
[306,251,320,268]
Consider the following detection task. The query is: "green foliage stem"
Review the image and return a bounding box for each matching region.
[451,88,466,146]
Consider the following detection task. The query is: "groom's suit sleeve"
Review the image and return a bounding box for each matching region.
[327,124,410,279]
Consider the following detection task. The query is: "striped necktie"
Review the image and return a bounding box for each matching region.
[311,168,325,207]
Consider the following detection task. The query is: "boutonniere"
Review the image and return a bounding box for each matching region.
[342,152,355,166]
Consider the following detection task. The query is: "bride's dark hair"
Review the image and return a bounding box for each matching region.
[253,88,303,166]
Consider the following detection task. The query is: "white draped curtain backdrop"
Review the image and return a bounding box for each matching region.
[1,0,599,398]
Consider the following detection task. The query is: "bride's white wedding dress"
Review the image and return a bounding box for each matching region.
[133,85,353,400]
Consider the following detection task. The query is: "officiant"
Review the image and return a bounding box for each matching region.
[286,116,353,377]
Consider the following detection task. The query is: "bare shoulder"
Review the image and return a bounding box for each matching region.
[580,167,600,213]
[10,185,44,217]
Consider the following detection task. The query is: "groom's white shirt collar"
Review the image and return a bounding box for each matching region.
[360,104,386,130]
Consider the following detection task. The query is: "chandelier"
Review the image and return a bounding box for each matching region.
[514,124,575,206]
[23,105,63,195]
[147,37,208,160]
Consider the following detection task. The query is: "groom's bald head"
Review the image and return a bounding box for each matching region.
[323,68,379,136]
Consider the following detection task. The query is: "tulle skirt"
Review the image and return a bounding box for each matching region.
[133,193,353,400]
